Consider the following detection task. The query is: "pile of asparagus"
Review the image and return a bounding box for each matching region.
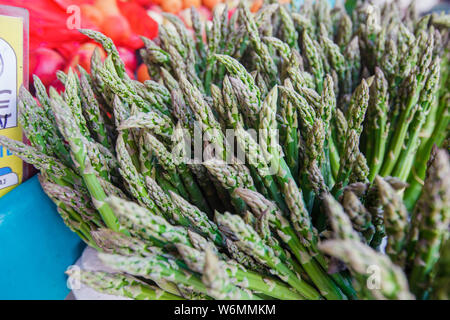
[1,0,449,300]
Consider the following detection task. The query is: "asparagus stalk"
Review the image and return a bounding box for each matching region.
[367,68,390,182]
[215,211,322,300]
[380,34,434,176]
[408,149,450,299]
[392,58,441,180]
[320,239,414,300]
[176,244,304,300]
[99,252,259,300]
[235,188,347,300]
[66,270,184,300]
[374,177,408,267]
[48,97,122,233]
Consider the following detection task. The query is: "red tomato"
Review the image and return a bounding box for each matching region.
[81,4,104,27]
[198,5,212,20]
[148,4,163,12]
[183,0,201,9]
[131,0,154,6]
[56,41,82,61]
[251,0,263,12]
[228,8,237,20]
[125,67,135,79]
[101,14,132,45]
[126,34,147,50]
[65,42,106,73]
[94,0,120,16]
[118,1,159,47]
[117,47,138,71]
[137,64,151,82]
[30,48,66,87]
[202,0,221,10]
[161,0,183,14]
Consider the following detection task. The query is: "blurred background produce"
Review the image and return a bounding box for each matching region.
[4,0,160,87]
[4,0,447,89]
[2,0,305,89]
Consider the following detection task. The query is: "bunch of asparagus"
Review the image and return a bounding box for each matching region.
[1,0,449,300]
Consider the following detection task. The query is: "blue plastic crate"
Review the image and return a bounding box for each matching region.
[0,176,85,300]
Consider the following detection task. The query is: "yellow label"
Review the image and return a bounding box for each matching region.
[0,14,23,196]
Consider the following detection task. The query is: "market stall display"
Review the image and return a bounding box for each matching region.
[0,0,449,300]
